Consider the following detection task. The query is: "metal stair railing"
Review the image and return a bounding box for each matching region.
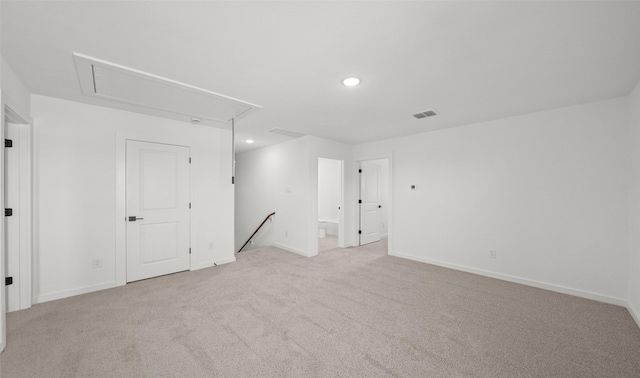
[237,212,276,253]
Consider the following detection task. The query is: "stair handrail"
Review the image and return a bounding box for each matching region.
[237,212,276,253]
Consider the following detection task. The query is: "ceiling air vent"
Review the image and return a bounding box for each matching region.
[413,110,437,119]
[266,128,305,138]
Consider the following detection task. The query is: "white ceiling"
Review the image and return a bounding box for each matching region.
[2,1,640,153]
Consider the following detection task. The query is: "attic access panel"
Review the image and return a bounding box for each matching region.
[73,53,261,124]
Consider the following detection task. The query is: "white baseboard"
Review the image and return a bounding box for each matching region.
[627,300,640,329]
[390,251,627,307]
[273,242,314,257]
[193,256,236,270]
[34,281,116,304]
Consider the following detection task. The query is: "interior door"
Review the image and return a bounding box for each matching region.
[359,161,381,245]
[126,140,190,282]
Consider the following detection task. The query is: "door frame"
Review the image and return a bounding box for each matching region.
[315,157,345,251]
[1,95,33,353]
[4,113,33,312]
[355,153,393,255]
[115,132,196,286]
[309,152,351,256]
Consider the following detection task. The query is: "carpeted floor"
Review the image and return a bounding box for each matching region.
[1,241,640,377]
[318,235,339,252]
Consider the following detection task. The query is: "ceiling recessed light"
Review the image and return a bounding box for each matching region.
[190,118,201,124]
[246,139,254,144]
[342,77,361,87]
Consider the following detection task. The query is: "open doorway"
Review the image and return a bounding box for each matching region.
[358,159,389,247]
[318,158,343,252]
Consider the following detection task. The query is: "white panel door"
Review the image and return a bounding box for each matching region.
[359,162,381,245]
[126,141,190,282]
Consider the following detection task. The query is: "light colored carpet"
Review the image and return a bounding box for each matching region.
[2,242,640,377]
[318,235,339,252]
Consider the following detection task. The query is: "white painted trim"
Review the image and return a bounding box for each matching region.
[628,301,640,329]
[115,131,198,286]
[3,120,33,312]
[273,242,316,257]
[1,96,33,352]
[34,281,116,304]
[391,251,627,307]
[18,122,32,310]
[312,156,348,255]
[193,256,236,270]
[0,90,6,353]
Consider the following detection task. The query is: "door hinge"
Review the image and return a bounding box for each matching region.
[189,157,191,164]
[5,208,13,216]
[189,202,191,209]
[5,277,13,286]
[358,230,362,235]
[5,139,13,148]
[358,199,362,204]
[189,248,192,254]
[358,169,362,173]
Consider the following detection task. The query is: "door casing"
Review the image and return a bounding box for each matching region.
[1,98,33,353]
[115,133,197,287]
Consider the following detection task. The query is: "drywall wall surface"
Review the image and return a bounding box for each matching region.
[354,97,630,302]
[235,137,311,254]
[629,79,640,322]
[31,95,234,302]
[0,56,30,118]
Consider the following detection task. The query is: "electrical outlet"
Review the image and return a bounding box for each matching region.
[489,250,497,258]
[92,258,103,268]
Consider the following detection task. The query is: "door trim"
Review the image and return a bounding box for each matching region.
[354,153,393,255]
[315,158,345,252]
[115,132,196,286]
[4,119,33,312]
[310,153,350,256]
[1,96,33,353]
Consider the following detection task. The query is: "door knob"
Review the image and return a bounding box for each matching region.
[128,216,144,222]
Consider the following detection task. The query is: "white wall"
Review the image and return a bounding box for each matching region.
[1,56,30,118]
[318,158,340,222]
[354,97,630,304]
[629,79,640,324]
[32,95,234,303]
